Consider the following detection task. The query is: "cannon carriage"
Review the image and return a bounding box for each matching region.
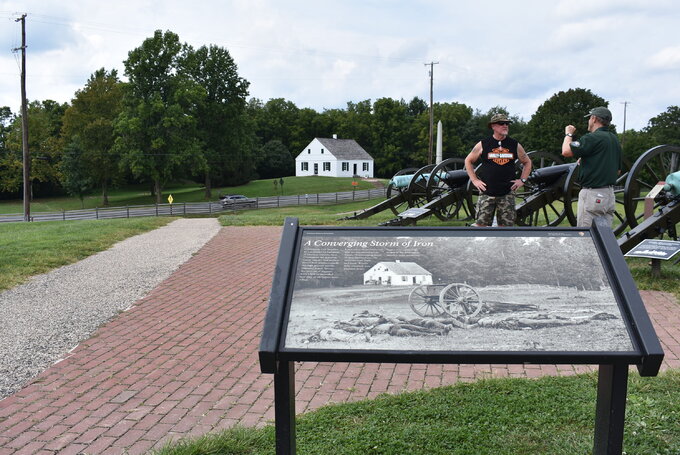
[617,145,680,253]
[408,283,539,329]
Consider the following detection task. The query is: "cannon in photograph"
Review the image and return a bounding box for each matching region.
[408,282,539,329]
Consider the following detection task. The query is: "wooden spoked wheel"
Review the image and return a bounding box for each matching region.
[439,283,483,319]
[386,167,419,216]
[409,285,447,318]
[623,145,680,229]
[426,158,475,221]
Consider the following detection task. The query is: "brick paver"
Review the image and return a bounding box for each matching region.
[0,226,678,454]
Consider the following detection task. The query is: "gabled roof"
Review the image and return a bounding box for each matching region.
[371,262,431,275]
[316,138,373,160]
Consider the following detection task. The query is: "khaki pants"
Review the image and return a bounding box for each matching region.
[577,187,615,228]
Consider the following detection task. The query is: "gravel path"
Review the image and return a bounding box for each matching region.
[0,218,221,399]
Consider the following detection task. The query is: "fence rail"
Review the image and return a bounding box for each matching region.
[0,188,387,223]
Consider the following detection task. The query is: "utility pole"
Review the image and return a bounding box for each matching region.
[14,14,30,222]
[620,101,630,149]
[424,61,439,165]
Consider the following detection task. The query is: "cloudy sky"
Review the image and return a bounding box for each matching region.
[1,0,678,132]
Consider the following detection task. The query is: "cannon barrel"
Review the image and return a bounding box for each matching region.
[389,173,430,189]
[528,163,576,186]
[662,170,680,197]
[439,169,469,188]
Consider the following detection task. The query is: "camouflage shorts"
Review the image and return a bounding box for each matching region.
[475,193,516,226]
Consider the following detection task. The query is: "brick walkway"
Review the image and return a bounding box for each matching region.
[0,226,678,454]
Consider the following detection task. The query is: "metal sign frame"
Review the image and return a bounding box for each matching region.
[259,217,663,454]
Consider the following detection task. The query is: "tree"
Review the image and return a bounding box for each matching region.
[338,100,374,151]
[645,106,680,146]
[413,101,474,163]
[61,136,94,208]
[620,128,654,166]
[255,140,294,179]
[62,68,123,206]
[371,97,412,177]
[250,98,300,150]
[0,107,21,196]
[524,88,608,152]
[183,44,253,197]
[114,30,205,204]
[3,100,67,198]
[292,107,330,154]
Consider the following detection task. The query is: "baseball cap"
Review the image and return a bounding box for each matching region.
[584,107,612,122]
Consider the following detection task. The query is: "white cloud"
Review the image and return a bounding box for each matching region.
[1,0,679,131]
[648,46,680,70]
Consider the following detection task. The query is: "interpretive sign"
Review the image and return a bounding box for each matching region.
[624,238,680,260]
[259,217,663,455]
[397,207,430,219]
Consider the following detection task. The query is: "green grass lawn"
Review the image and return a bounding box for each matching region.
[0,176,383,214]
[151,371,680,455]
[0,217,173,291]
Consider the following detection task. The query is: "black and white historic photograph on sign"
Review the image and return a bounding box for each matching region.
[283,230,634,353]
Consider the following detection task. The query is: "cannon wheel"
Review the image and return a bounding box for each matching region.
[563,158,633,234]
[409,285,447,317]
[426,158,475,221]
[386,167,420,216]
[515,151,569,226]
[404,164,436,211]
[439,283,483,320]
[624,145,680,229]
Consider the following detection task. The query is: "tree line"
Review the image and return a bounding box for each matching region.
[1,29,679,205]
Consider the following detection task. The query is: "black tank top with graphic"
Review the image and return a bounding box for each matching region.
[479,136,519,196]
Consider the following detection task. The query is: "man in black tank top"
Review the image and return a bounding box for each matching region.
[464,113,532,226]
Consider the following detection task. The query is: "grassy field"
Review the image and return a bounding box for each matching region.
[0,176,382,213]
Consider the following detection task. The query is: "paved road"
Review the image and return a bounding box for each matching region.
[0,226,678,454]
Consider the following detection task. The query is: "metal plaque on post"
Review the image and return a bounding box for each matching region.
[259,217,663,454]
[624,238,680,260]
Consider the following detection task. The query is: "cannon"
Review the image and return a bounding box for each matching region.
[617,145,680,253]
[338,167,421,220]
[515,162,577,226]
[355,151,575,227]
[378,158,475,226]
[408,283,484,327]
[340,159,474,224]
[408,283,540,329]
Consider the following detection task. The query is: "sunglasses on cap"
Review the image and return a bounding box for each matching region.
[495,121,511,126]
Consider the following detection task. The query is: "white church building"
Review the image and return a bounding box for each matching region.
[295,136,374,178]
[363,260,433,286]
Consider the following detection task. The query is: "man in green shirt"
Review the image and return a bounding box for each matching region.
[562,106,622,227]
